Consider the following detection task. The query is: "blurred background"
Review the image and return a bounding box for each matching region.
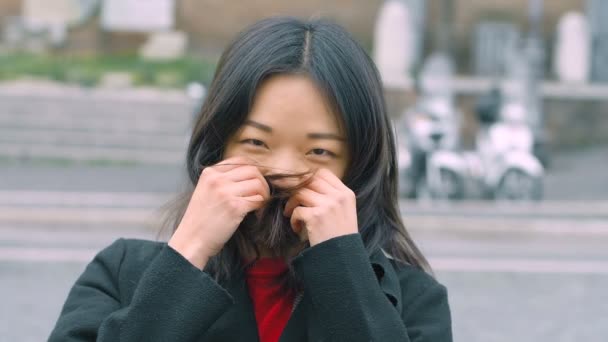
[0,0,606,341]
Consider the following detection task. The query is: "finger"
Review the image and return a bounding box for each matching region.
[212,156,260,173]
[290,206,312,237]
[283,188,324,217]
[283,196,300,218]
[224,165,264,182]
[229,178,270,199]
[297,225,309,242]
[315,168,346,190]
[224,166,270,198]
[240,195,266,213]
[305,177,337,196]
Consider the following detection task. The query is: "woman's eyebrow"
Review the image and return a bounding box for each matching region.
[308,133,345,141]
[244,120,272,133]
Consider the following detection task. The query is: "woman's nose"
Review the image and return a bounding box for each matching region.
[267,150,309,173]
[263,154,309,188]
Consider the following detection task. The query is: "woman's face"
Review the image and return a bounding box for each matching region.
[224,74,349,184]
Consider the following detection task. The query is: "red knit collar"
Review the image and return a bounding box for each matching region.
[245,257,289,278]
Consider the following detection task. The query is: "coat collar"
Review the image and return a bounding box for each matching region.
[204,248,403,341]
[370,249,403,313]
[203,271,260,341]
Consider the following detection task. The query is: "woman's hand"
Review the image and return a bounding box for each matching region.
[283,168,358,246]
[168,156,270,270]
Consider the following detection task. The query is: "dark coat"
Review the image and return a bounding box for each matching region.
[49,234,452,341]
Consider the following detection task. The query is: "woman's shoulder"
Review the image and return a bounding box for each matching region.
[384,258,452,337]
[121,238,165,257]
[389,258,448,301]
[92,238,166,276]
[87,238,167,297]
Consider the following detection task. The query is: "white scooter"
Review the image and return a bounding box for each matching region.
[396,52,467,200]
[476,102,544,200]
[401,98,467,200]
[394,118,414,198]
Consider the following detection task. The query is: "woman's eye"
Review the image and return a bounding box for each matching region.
[309,148,336,157]
[241,139,267,148]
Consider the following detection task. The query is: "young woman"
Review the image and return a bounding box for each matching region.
[49,17,452,342]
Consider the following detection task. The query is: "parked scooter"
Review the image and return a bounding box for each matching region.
[400,96,466,200]
[474,93,544,201]
[394,118,414,198]
[400,53,467,200]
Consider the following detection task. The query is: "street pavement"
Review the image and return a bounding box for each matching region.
[0,145,607,341]
[2,215,607,342]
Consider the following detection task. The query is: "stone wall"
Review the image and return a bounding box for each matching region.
[1,0,605,147]
[444,0,585,43]
[427,94,608,149]
[176,0,383,56]
[543,99,608,146]
[434,0,586,73]
[0,0,590,58]
[388,88,608,149]
[0,0,20,21]
[175,0,587,59]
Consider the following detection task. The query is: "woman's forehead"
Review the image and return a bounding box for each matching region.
[247,74,344,134]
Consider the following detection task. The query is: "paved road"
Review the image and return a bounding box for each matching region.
[1,200,607,342]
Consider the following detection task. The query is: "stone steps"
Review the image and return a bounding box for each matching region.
[0,83,197,164]
[0,112,192,134]
[0,128,189,149]
[0,143,185,164]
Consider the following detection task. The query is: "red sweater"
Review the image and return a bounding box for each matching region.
[245,258,295,342]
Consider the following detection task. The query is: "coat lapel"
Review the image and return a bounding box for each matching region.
[278,249,404,341]
[200,250,403,341]
[199,272,259,341]
[279,292,308,341]
[370,249,403,313]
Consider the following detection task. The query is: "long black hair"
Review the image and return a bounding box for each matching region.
[160,16,431,283]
